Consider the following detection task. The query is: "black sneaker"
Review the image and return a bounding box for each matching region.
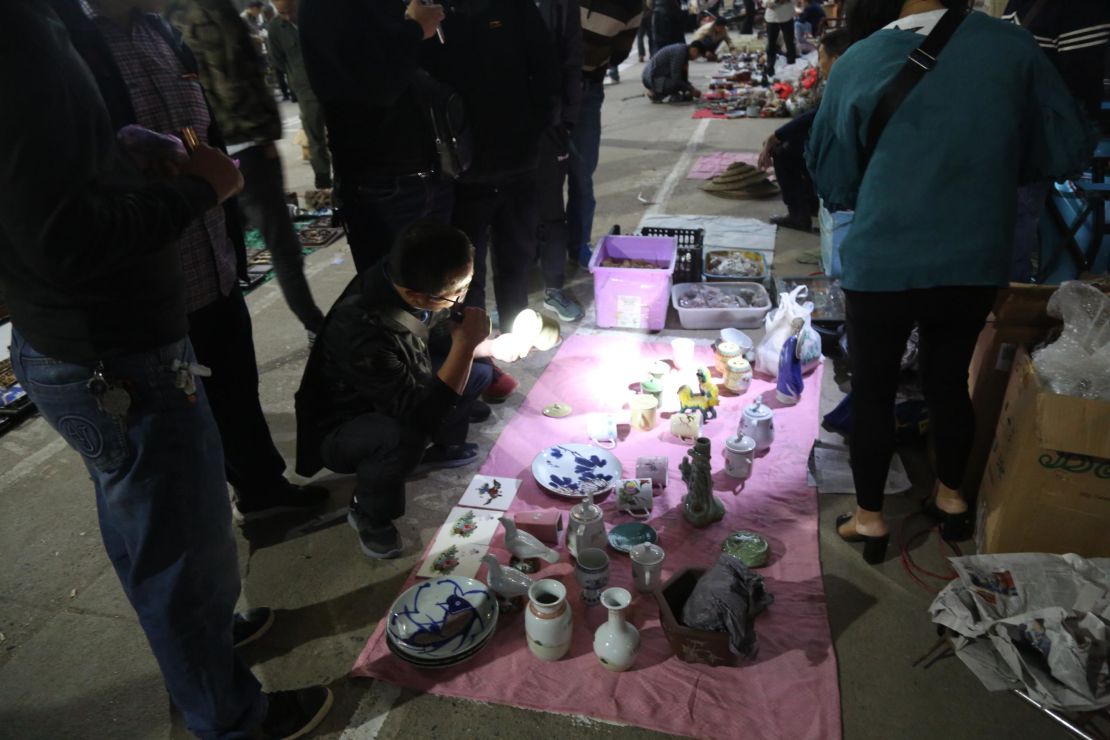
[770,213,814,233]
[414,443,478,473]
[347,508,404,559]
[258,686,333,739]
[233,481,329,523]
[233,607,274,648]
[314,174,333,190]
[468,400,492,424]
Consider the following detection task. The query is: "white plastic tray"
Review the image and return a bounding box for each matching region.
[671,282,772,329]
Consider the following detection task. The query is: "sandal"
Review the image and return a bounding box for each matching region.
[835,513,890,564]
[921,498,974,542]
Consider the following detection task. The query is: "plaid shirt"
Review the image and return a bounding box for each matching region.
[83,1,237,313]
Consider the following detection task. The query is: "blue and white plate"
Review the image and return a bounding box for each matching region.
[531,443,621,500]
[387,577,498,660]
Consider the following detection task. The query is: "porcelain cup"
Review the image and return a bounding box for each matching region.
[629,543,665,593]
[587,413,619,449]
[575,547,610,606]
[616,478,653,520]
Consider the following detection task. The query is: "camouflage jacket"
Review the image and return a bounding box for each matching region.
[165,0,281,145]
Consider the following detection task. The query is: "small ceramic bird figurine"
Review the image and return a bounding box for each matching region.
[481,554,534,600]
[499,517,559,563]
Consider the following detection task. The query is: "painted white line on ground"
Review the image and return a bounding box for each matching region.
[338,680,403,740]
[0,436,68,491]
[638,117,710,228]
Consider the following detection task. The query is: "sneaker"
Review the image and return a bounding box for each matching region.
[480,365,519,403]
[258,686,334,739]
[468,400,492,424]
[347,508,404,558]
[769,213,815,233]
[233,607,274,648]
[233,481,329,523]
[544,289,584,322]
[414,443,479,473]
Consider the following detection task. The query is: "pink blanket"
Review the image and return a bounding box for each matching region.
[352,335,840,740]
[687,151,767,180]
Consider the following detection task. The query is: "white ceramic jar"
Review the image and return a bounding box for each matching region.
[525,579,573,661]
[593,588,640,671]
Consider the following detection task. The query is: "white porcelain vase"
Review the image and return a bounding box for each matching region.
[525,579,573,661]
[593,587,640,672]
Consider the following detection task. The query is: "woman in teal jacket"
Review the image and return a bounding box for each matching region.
[806,0,1094,562]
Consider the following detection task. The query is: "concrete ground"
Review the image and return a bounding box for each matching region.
[0,56,1067,740]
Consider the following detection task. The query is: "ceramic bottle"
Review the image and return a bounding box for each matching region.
[525,579,573,661]
[593,588,640,671]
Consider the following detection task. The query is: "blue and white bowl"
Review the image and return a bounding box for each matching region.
[387,577,498,659]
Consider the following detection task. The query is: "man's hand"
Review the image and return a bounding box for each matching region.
[178,144,244,204]
[474,333,531,363]
[405,0,445,39]
[691,88,702,99]
[449,307,492,352]
[757,133,779,171]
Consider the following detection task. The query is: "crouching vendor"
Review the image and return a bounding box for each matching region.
[295,221,528,559]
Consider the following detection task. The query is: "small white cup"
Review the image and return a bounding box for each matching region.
[671,337,695,370]
[629,543,665,593]
[587,413,618,449]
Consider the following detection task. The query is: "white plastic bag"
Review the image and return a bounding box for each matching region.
[754,285,822,378]
[1032,281,1110,401]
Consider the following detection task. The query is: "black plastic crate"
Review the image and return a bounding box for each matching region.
[639,227,705,284]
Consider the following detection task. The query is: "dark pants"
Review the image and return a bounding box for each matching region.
[320,359,493,525]
[741,0,756,34]
[275,67,292,100]
[237,144,325,333]
[766,20,796,72]
[771,142,817,219]
[637,13,655,58]
[188,290,288,504]
[337,172,454,274]
[844,287,997,513]
[567,81,604,261]
[10,332,265,738]
[453,174,540,322]
[653,11,686,49]
[297,97,331,185]
[1011,182,1050,283]
[537,126,571,291]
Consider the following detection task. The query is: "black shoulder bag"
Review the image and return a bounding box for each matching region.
[862,8,970,170]
[412,70,474,180]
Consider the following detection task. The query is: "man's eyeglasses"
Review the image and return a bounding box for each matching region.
[423,282,471,306]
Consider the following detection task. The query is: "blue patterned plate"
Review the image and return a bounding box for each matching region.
[531,443,621,499]
[387,577,498,659]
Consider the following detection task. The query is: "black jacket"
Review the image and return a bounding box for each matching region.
[299,0,436,179]
[52,0,248,282]
[423,0,560,183]
[295,264,460,477]
[0,1,215,363]
[537,0,585,128]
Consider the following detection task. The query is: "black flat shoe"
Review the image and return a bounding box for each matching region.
[921,499,974,542]
[835,513,890,564]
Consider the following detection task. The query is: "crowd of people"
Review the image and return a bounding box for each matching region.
[0,0,1105,737]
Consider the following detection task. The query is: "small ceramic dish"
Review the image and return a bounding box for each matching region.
[608,522,659,554]
[387,577,497,659]
[720,530,770,568]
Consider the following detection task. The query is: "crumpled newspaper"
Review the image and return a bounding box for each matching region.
[929,553,1110,711]
[681,553,774,658]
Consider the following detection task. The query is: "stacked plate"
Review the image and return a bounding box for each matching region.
[531,443,621,499]
[385,576,499,669]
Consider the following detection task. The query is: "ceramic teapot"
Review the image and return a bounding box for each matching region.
[567,490,607,558]
[739,398,774,452]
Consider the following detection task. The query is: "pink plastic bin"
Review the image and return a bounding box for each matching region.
[588,235,677,330]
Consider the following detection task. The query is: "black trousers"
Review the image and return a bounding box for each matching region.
[188,290,288,502]
[766,20,796,71]
[536,127,570,291]
[741,0,756,34]
[637,13,655,58]
[844,287,997,513]
[771,142,817,219]
[320,359,494,525]
[453,174,540,322]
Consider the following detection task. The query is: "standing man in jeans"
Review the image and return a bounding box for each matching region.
[536,0,584,322]
[61,0,325,522]
[570,0,642,267]
[300,0,448,273]
[2,3,331,736]
[166,0,327,339]
[267,0,332,190]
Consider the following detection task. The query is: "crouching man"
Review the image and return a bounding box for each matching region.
[295,221,531,558]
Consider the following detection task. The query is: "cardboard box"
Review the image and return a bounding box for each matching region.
[975,349,1110,557]
[961,285,1060,502]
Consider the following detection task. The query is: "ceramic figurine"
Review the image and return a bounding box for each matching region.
[482,554,534,603]
[526,579,573,661]
[739,398,775,452]
[500,517,560,564]
[775,318,805,405]
[677,367,719,422]
[681,438,725,528]
[593,588,640,672]
[566,490,607,558]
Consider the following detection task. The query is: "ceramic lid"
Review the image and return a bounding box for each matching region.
[629,542,665,564]
[725,434,757,453]
[641,378,662,393]
[716,341,741,357]
[571,490,602,521]
[726,356,751,372]
[744,398,772,420]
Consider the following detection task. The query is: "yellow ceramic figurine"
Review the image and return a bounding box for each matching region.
[678,368,719,422]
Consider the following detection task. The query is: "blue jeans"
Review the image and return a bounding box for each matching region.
[567,80,604,260]
[10,331,265,739]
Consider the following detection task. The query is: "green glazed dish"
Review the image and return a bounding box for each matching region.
[721,530,770,568]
